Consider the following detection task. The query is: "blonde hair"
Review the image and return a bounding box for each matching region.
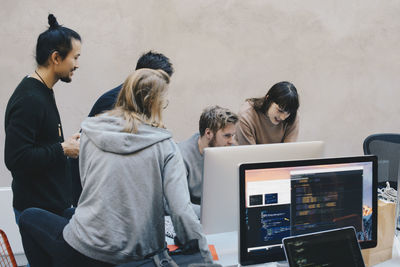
[108,68,170,133]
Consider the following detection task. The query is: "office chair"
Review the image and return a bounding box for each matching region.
[363,133,400,186]
[0,229,17,267]
[363,133,400,233]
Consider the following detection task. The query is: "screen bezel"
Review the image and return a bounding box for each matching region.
[238,155,377,265]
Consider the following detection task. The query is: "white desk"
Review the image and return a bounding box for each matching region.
[206,231,282,266]
[0,187,24,254]
[206,231,400,267]
[207,231,239,266]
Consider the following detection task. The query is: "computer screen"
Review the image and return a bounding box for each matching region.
[282,227,365,267]
[201,141,325,235]
[239,156,377,265]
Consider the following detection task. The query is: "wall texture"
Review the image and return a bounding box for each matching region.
[1,0,400,186]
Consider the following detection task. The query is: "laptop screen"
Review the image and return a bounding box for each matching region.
[239,156,377,265]
[283,227,365,267]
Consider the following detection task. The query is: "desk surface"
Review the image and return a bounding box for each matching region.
[206,232,400,267]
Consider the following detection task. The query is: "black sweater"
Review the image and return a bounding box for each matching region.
[4,77,72,214]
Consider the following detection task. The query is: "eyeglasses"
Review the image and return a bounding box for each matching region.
[163,100,169,109]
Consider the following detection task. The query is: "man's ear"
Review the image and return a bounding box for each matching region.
[50,51,61,65]
[205,128,214,140]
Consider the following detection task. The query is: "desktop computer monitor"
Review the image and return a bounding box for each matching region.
[238,156,377,265]
[200,141,325,234]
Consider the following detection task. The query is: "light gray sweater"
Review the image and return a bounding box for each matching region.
[63,115,212,264]
[177,133,203,204]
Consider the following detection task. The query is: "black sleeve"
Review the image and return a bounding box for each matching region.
[4,95,65,171]
[88,88,120,117]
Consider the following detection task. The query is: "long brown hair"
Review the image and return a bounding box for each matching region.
[108,68,170,133]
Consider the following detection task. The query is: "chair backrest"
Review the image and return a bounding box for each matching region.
[0,229,17,267]
[363,133,400,183]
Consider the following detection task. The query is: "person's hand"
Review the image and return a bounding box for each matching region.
[61,133,80,158]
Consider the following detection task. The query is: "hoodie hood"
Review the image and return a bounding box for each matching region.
[80,114,171,154]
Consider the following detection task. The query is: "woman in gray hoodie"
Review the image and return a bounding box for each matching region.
[18,69,213,266]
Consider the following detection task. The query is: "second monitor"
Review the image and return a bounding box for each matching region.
[239,156,377,265]
[201,141,325,234]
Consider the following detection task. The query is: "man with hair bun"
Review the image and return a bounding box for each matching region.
[178,105,238,218]
[4,14,82,224]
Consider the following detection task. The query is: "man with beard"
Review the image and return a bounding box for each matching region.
[177,105,238,218]
[4,14,81,225]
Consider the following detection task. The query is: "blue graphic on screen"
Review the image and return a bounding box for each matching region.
[265,193,278,204]
[360,214,372,241]
[260,205,290,243]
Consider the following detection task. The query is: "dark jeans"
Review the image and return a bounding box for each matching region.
[14,207,76,225]
[18,208,114,267]
[14,207,76,267]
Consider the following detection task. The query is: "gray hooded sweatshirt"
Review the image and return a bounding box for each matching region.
[63,115,212,264]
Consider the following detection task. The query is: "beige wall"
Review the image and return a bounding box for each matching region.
[1,0,400,186]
